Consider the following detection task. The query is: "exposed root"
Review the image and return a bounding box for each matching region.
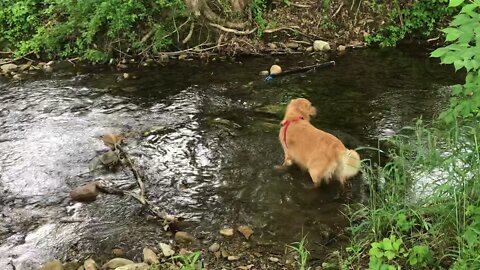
[209,23,257,35]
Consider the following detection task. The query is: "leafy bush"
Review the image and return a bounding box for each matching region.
[0,0,186,61]
[431,0,480,123]
[367,0,456,47]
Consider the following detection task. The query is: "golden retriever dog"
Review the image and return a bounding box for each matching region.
[278,98,361,189]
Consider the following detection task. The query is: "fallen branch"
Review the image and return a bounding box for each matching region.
[209,23,257,35]
[289,2,311,8]
[270,61,336,78]
[0,51,34,65]
[264,26,301,34]
[332,1,344,17]
[117,145,145,203]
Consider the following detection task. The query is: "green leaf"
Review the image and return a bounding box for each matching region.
[451,14,472,26]
[454,59,465,71]
[442,27,462,41]
[431,47,448,58]
[461,3,477,13]
[450,0,465,7]
[384,250,396,260]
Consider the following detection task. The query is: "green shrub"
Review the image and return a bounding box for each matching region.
[0,0,186,61]
[367,0,456,47]
[431,0,480,123]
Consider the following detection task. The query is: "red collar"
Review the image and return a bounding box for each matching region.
[281,116,304,148]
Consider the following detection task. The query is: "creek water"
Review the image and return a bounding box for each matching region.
[0,48,458,269]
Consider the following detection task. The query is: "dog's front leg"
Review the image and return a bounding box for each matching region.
[274,146,293,171]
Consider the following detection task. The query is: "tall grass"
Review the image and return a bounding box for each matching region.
[332,119,480,269]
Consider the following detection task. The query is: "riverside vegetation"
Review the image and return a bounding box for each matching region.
[14,0,480,269]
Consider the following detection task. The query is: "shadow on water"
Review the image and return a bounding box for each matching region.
[0,48,460,268]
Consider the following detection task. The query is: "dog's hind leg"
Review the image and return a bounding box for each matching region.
[308,167,329,188]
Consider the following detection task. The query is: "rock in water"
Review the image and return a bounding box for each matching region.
[143,247,159,264]
[84,259,97,270]
[112,248,126,257]
[208,242,220,253]
[269,65,282,75]
[102,258,134,269]
[338,45,347,52]
[159,243,175,257]
[220,228,234,237]
[70,182,98,203]
[237,225,254,240]
[174,231,195,243]
[39,260,63,270]
[313,40,331,52]
[1,63,18,73]
[115,263,149,270]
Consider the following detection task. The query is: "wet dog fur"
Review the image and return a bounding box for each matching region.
[278,98,361,189]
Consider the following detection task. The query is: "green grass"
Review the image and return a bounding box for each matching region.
[288,236,311,270]
[328,119,480,269]
[172,251,202,270]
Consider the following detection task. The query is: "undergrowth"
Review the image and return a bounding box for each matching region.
[367,0,457,47]
[326,119,480,269]
[0,0,187,62]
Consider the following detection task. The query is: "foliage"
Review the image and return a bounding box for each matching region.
[287,236,311,270]
[172,251,202,270]
[251,0,267,35]
[431,0,480,123]
[0,0,186,61]
[366,0,456,47]
[330,120,480,269]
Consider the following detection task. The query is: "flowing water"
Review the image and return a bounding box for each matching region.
[0,48,459,269]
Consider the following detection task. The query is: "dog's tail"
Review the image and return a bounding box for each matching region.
[337,149,361,179]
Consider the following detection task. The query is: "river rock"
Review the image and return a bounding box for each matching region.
[122,73,131,79]
[84,259,97,270]
[269,65,282,75]
[175,231,195,243]
[159,243,175,257]
[143,247,159,264]
[259,70,269,76]
[220,228,234,237]
[1,63,18,73]
[285,42,299,49]
[115,263,149,270]
[338,45,347,52]
[227,255,240,261]
[70,182,98,203]
[103,258,134,269]
[237,225,253,240]
[39,260,64,270]
[19,62,32,71]
[112,248,126,257]
[44,65,53,73]
[159,54,169,63]
[208,242,220,252]
[313,40,331,52]
[267,43,277,49]
[178,54,188,60]
[12,74,23,80]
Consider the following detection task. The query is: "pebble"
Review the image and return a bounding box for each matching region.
[102,258,134,269]
[208,242,220,253]
[143,247,159,264]
[174,231,195,243]
[39,260,63,270]
[220,228,234,237]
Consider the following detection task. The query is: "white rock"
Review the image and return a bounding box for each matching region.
[84,259,98,270]
[1,63,18,73]
[114,263,149,270]
[159,243,175,257]
[143,247,159,264]
[103,258,134,269]
[313,40,331,52]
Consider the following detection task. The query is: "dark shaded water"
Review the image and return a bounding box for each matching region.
[0,49,458,269]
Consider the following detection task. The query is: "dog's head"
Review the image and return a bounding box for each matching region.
[285,98,317,121]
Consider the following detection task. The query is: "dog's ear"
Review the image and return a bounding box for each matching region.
[298,100,316,117]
